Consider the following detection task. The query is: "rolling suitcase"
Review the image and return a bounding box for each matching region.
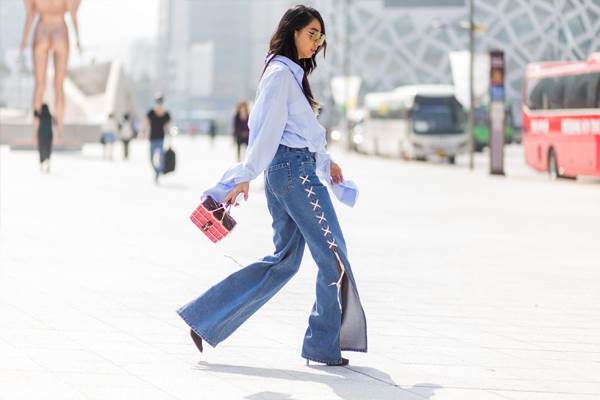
[163,147,176,174]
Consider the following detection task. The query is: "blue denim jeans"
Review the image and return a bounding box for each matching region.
[150,139,164,178]
[177,145,367,364]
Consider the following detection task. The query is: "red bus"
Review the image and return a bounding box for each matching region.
[522,53,600,178]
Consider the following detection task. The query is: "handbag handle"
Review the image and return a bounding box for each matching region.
[211,202,233,222]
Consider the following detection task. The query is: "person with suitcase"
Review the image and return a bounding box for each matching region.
[141,94,171,184]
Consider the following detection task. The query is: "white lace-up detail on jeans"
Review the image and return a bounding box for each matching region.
[316,212,327,224]
[329,249,346,312]
[310,199,321,211]
[299,170,347,314]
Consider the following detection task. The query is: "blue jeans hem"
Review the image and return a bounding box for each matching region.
[176,309,219,348]
[301,353,344,365]
[341,347,367,353]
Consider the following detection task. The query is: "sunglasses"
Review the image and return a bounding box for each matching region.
[308,30,326,46]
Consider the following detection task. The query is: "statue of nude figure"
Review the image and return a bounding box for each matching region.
[20,0,81,143]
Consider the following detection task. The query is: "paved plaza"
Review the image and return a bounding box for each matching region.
[1,136,599,400]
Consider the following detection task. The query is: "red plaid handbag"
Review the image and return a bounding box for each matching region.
[190,196,237,242]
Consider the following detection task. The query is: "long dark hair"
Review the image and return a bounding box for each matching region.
[263,5,327,111]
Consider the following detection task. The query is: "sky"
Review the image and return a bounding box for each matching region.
[74,0,159,64]
[77,0,158,47]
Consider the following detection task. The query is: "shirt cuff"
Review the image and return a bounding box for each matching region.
[316,151,359,207]
[202,163,254,203]
[331,180,359,207]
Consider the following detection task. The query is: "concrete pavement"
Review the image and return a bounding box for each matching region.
[1,136,599,399]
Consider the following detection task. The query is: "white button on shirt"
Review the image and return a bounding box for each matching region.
[203,55,359,207]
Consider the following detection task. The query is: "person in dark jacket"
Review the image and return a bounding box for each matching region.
[35,103,53,173]
[232,101,250,161]
[141,94,171,184]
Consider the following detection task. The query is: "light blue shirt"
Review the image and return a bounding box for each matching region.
[203,55,359,207]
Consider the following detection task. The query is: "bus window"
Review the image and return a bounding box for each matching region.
[369,101,408,119]
[548,77,565,109]
[527,78,542,110]
[594,73,600,108]
[412,96,464,134]
[564,75,586,109]
[564,72,600,109]
[528,78,553,110]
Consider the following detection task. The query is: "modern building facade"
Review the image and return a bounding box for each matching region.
[159,0,599,122]
[311,0,600,109]
[156,0,293,117]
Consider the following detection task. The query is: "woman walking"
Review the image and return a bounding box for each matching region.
[177,5,367,366]
[120,113,135,160]
[232,101,250,162]
[35,103,53,173]
[100,113,118,161]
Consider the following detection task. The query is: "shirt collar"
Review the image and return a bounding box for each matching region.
[270,54,305,83]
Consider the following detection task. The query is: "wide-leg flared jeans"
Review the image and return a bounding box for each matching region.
[177,145,367,364]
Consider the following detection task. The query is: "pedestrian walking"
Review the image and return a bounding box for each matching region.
[177,5,367,366]
[141,94,171,184]
[207,119,217,146]
[100,113,118,161]
[232,101,250,162]
[34,103,53,173]
[120,112,135,160]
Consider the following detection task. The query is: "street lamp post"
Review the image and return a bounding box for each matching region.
[343,0,352,151]
[468,0,475,170]
[432,2,483,170]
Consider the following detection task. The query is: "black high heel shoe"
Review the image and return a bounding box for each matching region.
[305,357,349,366]
[190,329,203,353]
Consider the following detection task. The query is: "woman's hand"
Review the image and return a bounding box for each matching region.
[224,182,249,206]
[330,161,344,185]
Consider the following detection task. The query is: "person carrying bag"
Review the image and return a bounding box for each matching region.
[178,5,366,367]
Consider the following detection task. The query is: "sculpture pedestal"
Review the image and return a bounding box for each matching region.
[10,139,83,152]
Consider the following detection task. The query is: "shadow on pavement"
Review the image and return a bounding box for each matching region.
[194,361,442,400]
